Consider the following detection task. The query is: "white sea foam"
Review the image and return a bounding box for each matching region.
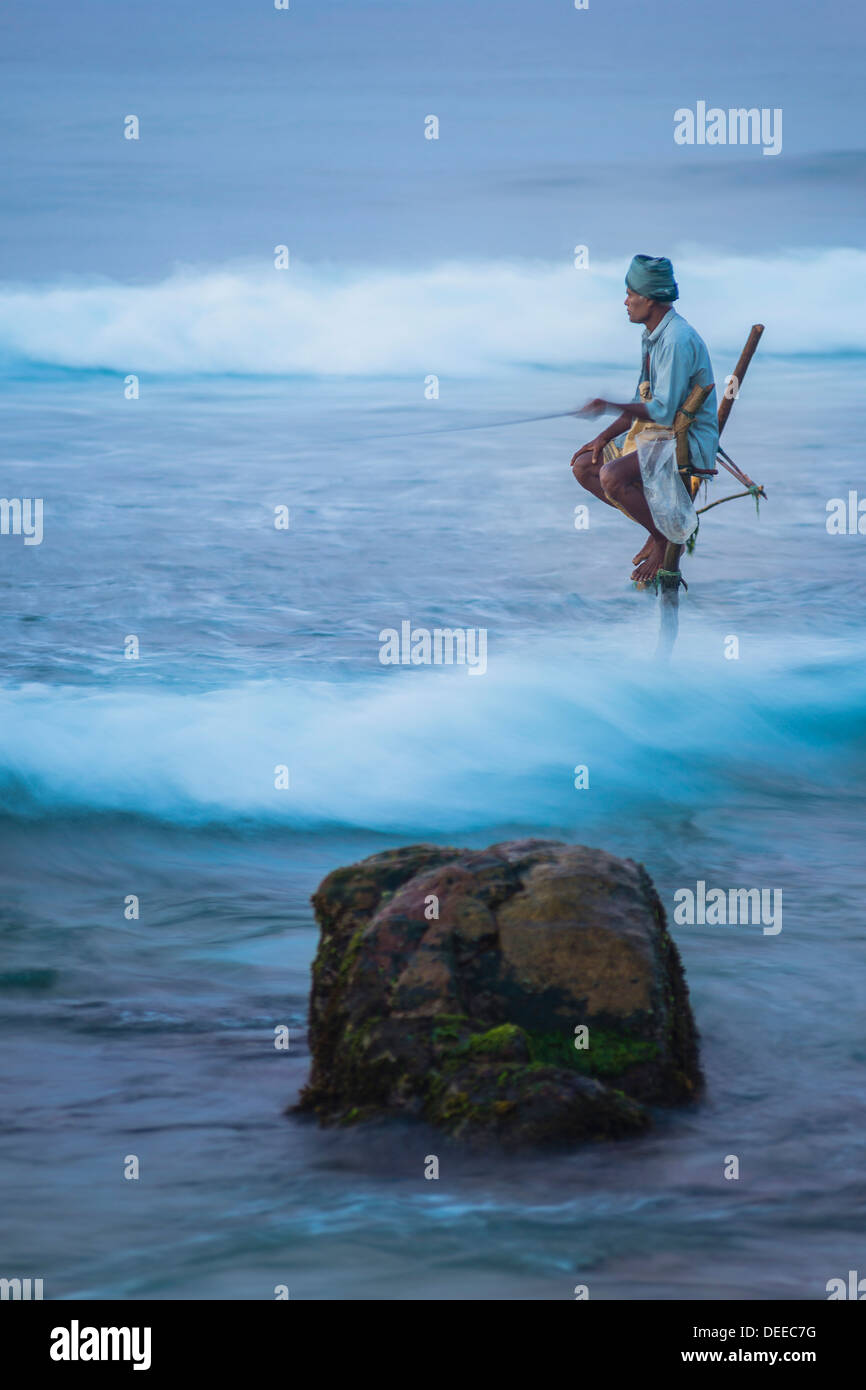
[0,638,861,827]
[0,249,862,376]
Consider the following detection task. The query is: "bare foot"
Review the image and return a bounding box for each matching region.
[631,539,666,584]
[632,535,653,566]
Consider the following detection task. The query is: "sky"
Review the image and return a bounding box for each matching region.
[1,0,864,280]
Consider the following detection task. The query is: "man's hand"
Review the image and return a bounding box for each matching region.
[575,397,611,420]
[571,435,607,475]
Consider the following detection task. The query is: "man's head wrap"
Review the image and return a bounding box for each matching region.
[625,254,679,303]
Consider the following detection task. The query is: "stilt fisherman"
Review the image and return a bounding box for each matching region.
[571,255,719,583]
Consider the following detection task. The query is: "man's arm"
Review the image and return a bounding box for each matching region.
[578,339,690,429]
[573,405,647,468]
[577,398,653,423]
[574,409,634,468]
[598,409,636,437]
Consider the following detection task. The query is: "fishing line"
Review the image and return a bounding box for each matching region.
[360,409,581,442]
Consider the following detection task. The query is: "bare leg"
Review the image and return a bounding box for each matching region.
[599,451,668,583]
[570,448,617,508]
[572,447,646,545]
[572,447,666,581]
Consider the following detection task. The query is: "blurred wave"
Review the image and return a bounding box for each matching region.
[0,249,864,377]
[1,636,863,827]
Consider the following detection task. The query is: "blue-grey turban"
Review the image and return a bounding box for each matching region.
[625,254,679,303]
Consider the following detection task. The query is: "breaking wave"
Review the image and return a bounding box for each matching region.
[0,637,862,829]
[0,249,863,377]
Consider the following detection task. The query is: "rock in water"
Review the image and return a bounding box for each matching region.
[295,839,702,1149]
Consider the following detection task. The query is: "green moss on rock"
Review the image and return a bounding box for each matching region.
[526,1027,660,1078]
[465,1023,527,1056]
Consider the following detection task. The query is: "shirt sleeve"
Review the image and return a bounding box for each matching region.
[645,335,693,427]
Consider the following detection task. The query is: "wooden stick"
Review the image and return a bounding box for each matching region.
[696,486,766,516]
[718,324,764,436]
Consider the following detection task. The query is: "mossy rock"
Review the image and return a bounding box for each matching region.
[294,839,702,1148]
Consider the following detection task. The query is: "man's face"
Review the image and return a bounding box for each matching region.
[624,287,655,323]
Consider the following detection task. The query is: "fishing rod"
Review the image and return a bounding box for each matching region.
[369,409,767,513]
[367,401,767,512]
[363,409,581,442]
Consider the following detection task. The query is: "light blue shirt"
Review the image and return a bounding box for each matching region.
[624,309,719,476]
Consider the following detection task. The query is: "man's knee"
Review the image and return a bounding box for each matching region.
[571,449,597,487]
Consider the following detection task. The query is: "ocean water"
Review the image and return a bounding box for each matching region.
[2,314,865,1299]
[2,0,865,1302]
